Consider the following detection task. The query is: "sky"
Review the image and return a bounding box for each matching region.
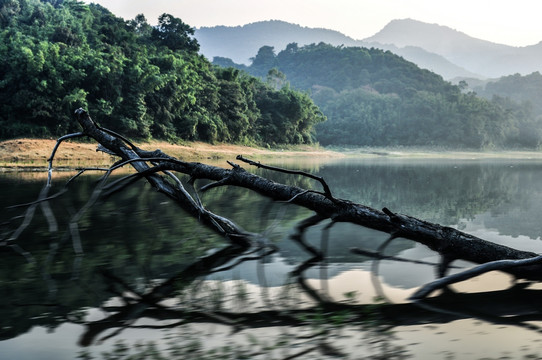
[82,0,542,47]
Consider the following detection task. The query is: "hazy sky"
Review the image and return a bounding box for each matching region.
[83,0,542,47]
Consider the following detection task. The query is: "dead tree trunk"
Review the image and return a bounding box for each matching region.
[68,108,542,284]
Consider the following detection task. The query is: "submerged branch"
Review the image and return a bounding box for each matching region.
[351,247,459,268]
[410,255,542,300]
[70,108,542,283]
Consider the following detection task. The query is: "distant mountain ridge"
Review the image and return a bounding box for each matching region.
[233,41,541,148]
[364,19,542,78]
[195,20,476,80]
[195,19,542,79]
[196,20,359,64]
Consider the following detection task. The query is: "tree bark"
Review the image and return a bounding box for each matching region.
[71,108,542,282]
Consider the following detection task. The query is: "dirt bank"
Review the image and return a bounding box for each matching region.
[3,138,542,172]
[0,138,344,170]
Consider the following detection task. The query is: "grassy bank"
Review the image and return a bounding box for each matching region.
[0,138,344,170]
[2,139,542,171]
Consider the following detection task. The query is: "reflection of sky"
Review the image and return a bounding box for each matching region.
[205,254,373,287]
[396,318,542,359]
[378,244,441,288]
[463,212,542,251]
[5,159,542,358]
[2,265,533,360]
[1,324,84,360]
[206,222,535,292]
[0,315,172,360]
[205,247,441,290]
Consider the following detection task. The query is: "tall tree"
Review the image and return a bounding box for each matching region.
[151,13,199,53]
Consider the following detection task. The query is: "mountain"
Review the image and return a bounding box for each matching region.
[197,19,542,79]
[233,42,541,148]
[195,20,478,80]
[376,44,481,80]
[196,20,359,64]
[365,19,542,78]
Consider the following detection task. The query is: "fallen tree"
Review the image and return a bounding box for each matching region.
[12,108,542,299]
[5,108,542,350]
[60,108,542,288]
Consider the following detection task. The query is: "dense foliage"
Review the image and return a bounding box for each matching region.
[228,42,542,148]
[478,72,542,117]
[0,0,325,145]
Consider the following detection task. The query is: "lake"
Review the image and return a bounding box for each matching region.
[2,156,542,359]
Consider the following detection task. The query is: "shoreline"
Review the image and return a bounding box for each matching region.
[2,138,542,172]
[339,147,542,160]
[0,138,345,171]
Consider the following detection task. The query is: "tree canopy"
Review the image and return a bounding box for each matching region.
[478,72,542,118]
[225,42,542,149]
[0,0,325,145]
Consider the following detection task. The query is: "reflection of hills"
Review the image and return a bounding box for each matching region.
[0,171,404,341]
[1,159,540,342]
[472,165,542,239]
[277,221,412,262]
[0,176,216,341]
[314,158,519,225]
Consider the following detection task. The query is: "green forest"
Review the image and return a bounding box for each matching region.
[218,43,542,148]
[0,0,325,145]
[3,0,542,149]
[478,71,542,118]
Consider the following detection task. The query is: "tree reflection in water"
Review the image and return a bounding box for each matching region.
[74,228,542,359]
[1,172,411,359]
[5,154,542,358]
[76,240,413,359]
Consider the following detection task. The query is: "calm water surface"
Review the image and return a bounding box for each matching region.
[2,157,542,359]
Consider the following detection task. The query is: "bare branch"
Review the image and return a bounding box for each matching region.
[65,167,110,187]
[7,188,68,209]
[48,132,86,164]
[236,155,335,201]
[410,255,542,300]
[69,108,542,286]
[47,132,86,186]
[290,214,327,258]
[200,176,232,192]
[209,245,278,273]
[6,185,49,242]
[280,189,328,203]
[350,247,458,268]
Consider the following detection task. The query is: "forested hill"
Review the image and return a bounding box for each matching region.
[476,72,542,118]
[197,20,478,80]
[216,43,542,148]
[0,0,325,146]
